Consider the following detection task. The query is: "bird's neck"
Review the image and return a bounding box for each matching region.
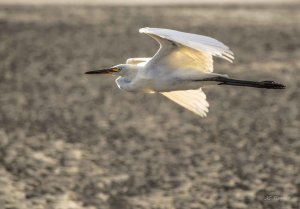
[115,65,140,92]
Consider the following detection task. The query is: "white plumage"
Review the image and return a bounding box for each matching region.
[86,27,284,117]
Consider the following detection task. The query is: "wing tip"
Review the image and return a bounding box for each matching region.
[195,107,209,117]
[217,50,235,63]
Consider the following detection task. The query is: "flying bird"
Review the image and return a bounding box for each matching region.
[86,27,285,117]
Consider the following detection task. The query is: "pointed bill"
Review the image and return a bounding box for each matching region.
[85,67,120,75]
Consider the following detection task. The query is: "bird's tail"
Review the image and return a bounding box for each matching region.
[199,77,285,89]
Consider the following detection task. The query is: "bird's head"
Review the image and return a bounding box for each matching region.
[85,64,136,76]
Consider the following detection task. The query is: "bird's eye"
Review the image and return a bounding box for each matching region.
[112,67,121,72]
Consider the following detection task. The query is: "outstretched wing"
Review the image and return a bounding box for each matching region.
[161,88,209,117]
[139,27,234,73]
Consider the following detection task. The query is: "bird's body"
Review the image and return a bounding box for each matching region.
[86,27,285,117]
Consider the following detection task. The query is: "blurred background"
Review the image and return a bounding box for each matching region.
[0,0,299,209]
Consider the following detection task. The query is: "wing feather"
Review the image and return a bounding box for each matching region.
[139,27,234,65]
[161,89,209,117]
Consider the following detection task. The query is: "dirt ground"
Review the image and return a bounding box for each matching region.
[0,4,299,209]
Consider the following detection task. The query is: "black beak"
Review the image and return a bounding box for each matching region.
[85,67,119,75]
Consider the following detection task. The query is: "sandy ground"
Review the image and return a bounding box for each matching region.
[0,0,298,5]
[0,4,299,209]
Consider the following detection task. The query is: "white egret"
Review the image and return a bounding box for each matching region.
[86,27,285,117]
